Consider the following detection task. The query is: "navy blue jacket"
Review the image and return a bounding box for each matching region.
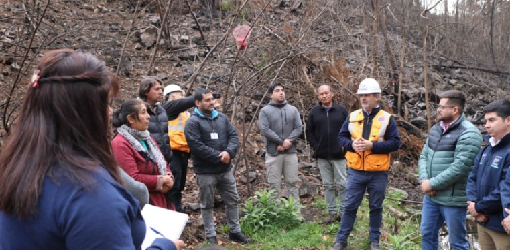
[306,102,348,160]
[0,166,177,250]
[467,134,510,233]
[338,107,400,155]
[501,167,510,219]
[185,108,239,174]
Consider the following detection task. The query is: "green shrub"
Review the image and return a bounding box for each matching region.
[241,189,303,233]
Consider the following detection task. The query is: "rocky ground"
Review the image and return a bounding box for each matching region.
[0,0,509,248]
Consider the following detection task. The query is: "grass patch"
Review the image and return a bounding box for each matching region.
[221,188,422,250]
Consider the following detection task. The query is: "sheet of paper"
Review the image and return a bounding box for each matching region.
[141,204,189,249]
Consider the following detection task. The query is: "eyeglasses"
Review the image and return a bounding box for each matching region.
[437,104,455,110]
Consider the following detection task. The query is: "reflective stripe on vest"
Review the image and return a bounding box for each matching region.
[168,112,190,152]
[345,109,391,171]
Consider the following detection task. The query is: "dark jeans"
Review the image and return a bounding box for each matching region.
[336,168,388,243]
[169,150,190,212]
[196,171,241,238]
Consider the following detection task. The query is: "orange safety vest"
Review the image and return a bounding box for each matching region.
[168,112,190,153]
[345,109,391,172]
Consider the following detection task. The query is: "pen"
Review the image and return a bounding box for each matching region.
[149,227,167,239]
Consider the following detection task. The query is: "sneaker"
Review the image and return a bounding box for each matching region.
[228,231,252,244]
[323,213,338,224]
[206,236,218,245]
[330,241,348,250]
[370,241,381,250]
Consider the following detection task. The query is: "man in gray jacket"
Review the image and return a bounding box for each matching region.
[258,82,303,204]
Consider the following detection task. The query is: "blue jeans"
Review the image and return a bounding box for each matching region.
[335,169,388,243]
[420,196,468,250]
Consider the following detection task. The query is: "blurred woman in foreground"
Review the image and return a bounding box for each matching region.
[0,49,183,250]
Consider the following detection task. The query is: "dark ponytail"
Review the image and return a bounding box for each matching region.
[112,99,145,128]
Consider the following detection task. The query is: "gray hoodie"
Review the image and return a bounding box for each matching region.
[258,100,302,156]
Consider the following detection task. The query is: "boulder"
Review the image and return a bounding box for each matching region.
[140,27,157,48]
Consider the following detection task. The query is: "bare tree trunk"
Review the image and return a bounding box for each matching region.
[455,0,460,59]
[3,0,50,134]
[371,0,379,75]
[444,0,449,24]
[398,0,407,119]
[147,0,173,75]
[489,0,496,68]
[423,21,432,131]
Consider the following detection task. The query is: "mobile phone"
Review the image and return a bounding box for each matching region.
[213,93,221,99]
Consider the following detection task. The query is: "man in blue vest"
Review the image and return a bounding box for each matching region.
[467,99,510,250]
[331,78,400,250]
[418,90,482,250]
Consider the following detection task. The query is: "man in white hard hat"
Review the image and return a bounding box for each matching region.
[164,84,192,213]
[331,78,401,250]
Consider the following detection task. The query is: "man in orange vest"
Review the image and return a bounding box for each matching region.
[331,78,400,250]
[164,84,191,213]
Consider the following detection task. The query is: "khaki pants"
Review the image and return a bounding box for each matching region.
[477,224,510,250]
[265,153,299,202]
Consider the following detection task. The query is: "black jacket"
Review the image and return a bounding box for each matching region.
[184,108,239,174]
[147,96,195,163]
[306,102,348,160]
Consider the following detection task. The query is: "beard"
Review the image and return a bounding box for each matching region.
[437,112,454,123]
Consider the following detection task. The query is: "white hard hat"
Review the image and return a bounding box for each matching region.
[356,78,381,94]
[164,84,183,97]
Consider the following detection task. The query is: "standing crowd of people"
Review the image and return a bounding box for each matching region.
[0,48,509,250]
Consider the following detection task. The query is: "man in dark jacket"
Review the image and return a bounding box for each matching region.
[184,88,251,246]
[467,99,510,250]
[331,78,400,250]
[138,77,195,165]
[418,90,482,250]
[306,85,348,223]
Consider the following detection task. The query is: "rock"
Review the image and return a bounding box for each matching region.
[449,79,457,85]
[298,161,315,169]
[134,43,142,50]
[298,175,318,198]
[10,63,20,71]
[187,203,201,211]
[417,102,426,110]
[388,186,408,200]
[196,214,203,227]
[239,171,257,184]
[180,35,189,43]
[405,173,419,184]
[192,24,210,31]
[392,161,403,172]
[192,36,207,46]
[149,16,160,26]
[410,117,427,130]
[82,4,93,11]
[140,27,157,48]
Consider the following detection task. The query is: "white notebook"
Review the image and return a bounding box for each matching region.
[141,204,189,249]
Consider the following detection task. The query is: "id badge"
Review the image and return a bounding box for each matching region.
[210,133,219,140]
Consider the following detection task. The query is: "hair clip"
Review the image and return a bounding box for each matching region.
[31,70,40,88]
